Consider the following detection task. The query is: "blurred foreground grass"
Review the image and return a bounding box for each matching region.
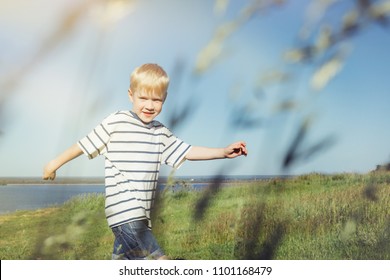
[1,172,389,259]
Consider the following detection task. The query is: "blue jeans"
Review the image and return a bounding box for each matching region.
[111,220,165,260]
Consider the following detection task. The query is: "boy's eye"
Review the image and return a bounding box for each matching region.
[137,95,162,103]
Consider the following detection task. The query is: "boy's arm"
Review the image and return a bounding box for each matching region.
[43,143,83,180]
[185,141,247,161]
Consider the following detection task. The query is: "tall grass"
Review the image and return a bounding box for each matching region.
[154,172,390,259]
[1,172,389,259]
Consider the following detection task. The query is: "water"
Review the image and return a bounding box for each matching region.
[0,175,283,214]
[0,184,105,214]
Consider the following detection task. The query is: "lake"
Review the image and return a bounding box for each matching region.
[0,184,105,214]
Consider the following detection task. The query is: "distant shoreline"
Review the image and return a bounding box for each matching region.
[0,175,288,186]
[0,177,104,185]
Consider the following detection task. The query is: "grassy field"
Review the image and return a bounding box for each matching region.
[1,172,389,260]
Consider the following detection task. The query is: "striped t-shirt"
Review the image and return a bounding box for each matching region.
[77,111,191,228]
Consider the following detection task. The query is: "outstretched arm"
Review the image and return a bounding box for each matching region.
[43,143,83,180]
[185,141,247,161]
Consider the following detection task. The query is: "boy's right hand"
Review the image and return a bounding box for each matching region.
[41,143,83,180]
[43,161,57,180]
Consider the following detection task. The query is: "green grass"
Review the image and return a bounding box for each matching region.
[1,172,390,259]
[0,193,112,260]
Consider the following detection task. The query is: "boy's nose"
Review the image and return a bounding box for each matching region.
[145,100,154,110]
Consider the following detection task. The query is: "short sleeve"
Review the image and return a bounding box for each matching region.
[77,114,113,159]
[160,128,191,169]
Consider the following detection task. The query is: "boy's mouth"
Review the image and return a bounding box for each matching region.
[142,111,155,117]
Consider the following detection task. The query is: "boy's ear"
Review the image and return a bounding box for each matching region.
[128,89,134,102]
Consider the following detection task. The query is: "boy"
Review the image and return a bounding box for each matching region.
[43,63,248,260]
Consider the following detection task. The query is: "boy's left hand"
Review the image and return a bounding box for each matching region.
[225,141,248,158]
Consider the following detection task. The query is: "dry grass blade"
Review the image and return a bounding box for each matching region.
[282,118,335,169]
[167,98,199,130]
[364,183,379,202]
[299,0,339,40]
[369,0,390,25]
[311,53,345,91]
[195,0,285,74]
[257,223,285,260]
[214,0,229,16]
[230,105,262,129]
[0,0,91,100]
[193,175,224,221]
[234,202,286,260]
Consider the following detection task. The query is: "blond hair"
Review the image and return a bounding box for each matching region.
[130,63,169,98]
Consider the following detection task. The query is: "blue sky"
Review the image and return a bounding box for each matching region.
[1,0,390,178]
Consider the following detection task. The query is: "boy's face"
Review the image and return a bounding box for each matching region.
[128,89,165,123]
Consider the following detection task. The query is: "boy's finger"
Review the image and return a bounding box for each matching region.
[242,145,248,156]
